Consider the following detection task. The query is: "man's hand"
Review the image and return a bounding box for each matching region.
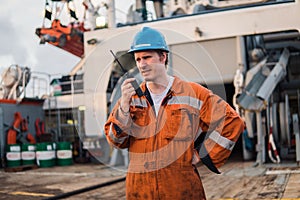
[120,78,137,112]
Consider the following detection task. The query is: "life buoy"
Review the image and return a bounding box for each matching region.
[35,118,45,137]
[26,133,36,144]
[7,112,22,145]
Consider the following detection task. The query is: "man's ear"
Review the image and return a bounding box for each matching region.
[160,52,167,63]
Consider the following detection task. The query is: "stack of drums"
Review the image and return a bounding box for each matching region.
[6,142,73,168]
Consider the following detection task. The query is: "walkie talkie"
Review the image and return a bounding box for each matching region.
[110,50,144,97]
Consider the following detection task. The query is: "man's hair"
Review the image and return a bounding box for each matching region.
[154,50,169,66]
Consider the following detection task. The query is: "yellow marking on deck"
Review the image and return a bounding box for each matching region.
[279,199,300,200]
[10,191,54,197]
[219,199,238,200]
[219,199,239,200]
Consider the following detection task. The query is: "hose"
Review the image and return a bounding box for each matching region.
[43,176,126,200]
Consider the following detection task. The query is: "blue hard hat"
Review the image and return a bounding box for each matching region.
[128,27,169,53]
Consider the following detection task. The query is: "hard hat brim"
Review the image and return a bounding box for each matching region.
[128,46,169,53]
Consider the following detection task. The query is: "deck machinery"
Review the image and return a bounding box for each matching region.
[0,65,46,167]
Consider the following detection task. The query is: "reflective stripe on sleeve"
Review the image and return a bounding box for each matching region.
[209,130,235,151]
[131,98,148,107]
[167,96,203,110]
[108,124,128,144]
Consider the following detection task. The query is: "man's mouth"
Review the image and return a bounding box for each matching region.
[141,70,151,75]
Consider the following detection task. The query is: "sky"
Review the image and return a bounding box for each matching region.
[0,0,132,77]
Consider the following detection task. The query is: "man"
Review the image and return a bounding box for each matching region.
[104,27,244,199]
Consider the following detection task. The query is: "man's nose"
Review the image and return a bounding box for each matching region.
[139,59,147,67]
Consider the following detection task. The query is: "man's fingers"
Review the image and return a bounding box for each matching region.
[122,78,136,91]
[123,77,136,85]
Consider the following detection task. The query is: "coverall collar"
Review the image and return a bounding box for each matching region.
[140,76,184,96]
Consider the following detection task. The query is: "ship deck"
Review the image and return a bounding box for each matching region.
[1,159,300,200]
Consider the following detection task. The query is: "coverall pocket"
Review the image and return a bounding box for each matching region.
[131,107,149,126]
[166,105,199,140]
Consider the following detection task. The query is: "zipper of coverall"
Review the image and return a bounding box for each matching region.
[154,89,173,164]
[156,89,173,200]
[156,89,173,147]
[155,89,173,135]
[144,87,174,198]
[144,86,161,198]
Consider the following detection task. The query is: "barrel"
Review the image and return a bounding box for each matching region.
[36,142,55,167]
[21,144,36,165]
[6,144,21,167]
[56,142,73,166]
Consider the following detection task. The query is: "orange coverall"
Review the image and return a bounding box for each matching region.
[104,76,244,199]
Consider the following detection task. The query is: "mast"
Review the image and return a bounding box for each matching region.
[108,0,116,28]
